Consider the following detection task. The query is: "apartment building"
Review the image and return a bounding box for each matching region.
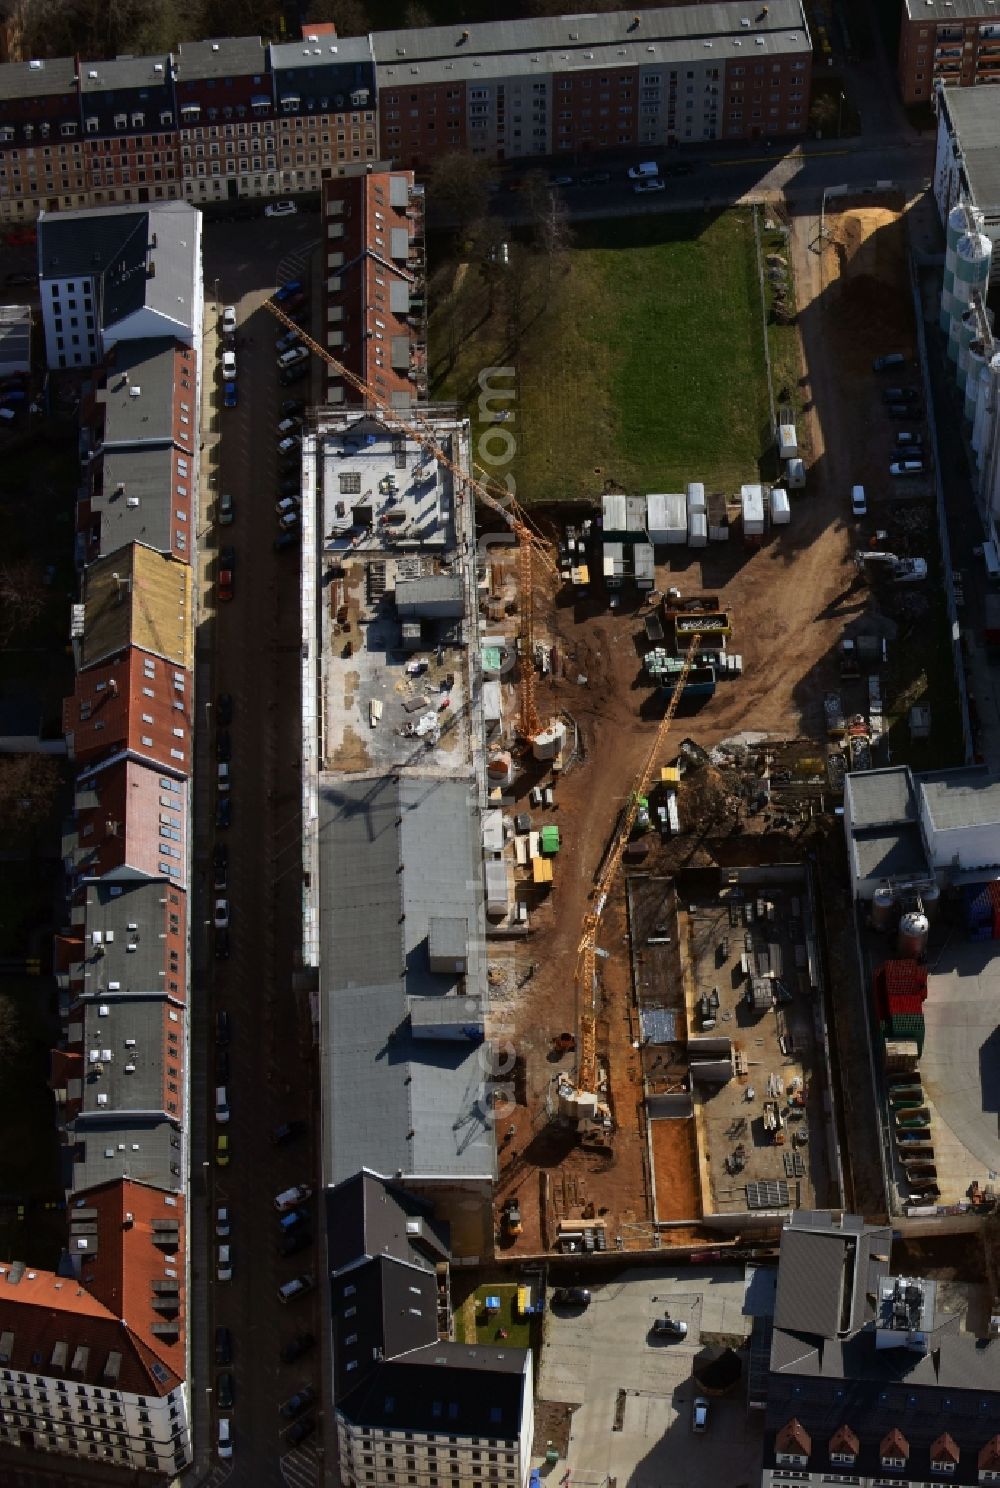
[330,1173,535,1488]
[321,167,426,407]
[372,0,812,166]
[899,0,1000,107]
[37,200,202,371]
[759,1211,1000,1488]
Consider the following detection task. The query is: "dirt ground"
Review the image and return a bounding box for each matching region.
[650,1117,702,1223]
[491,196,917,1257]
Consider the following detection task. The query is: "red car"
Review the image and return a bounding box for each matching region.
[217,544,235,603]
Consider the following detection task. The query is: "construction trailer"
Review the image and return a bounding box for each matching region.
[741,483,765,544]
[646,492,687,545]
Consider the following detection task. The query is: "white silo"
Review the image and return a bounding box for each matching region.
[966,339,990,424]
[871,886,896,932]
[955,309,976,392]
[898,911,929,960]
[945,225,992,358]
[941,204,987,339]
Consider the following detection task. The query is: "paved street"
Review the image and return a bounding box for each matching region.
[190,209,324,1487]
[538,1268,762,1488]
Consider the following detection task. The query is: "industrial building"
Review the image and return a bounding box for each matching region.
[899,0,1000,107]
[756,1210,1000,1487]
[0,5,811,224]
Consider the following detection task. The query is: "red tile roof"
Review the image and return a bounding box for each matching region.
[829,1424,859,1456]
[76,1179,184,1391]
[776,1418,812,1456]
[0,1248,180,1396]
[881,1427,909,1459]
[72,758,187,886]
[63,646,192,776]
[979,1436,1000,1471]
[930,1431,960,1465]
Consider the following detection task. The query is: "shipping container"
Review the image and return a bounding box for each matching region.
[686,481,706,514]
[741,483,765,538]
[770,487,791,525]
[688,511,708,548]
[778,424,799,460]
[647,492,687,546]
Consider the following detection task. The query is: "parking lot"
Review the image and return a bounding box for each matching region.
[537,1267,762,1487]
[192,206,326,1485]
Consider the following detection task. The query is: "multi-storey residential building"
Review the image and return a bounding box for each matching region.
[37,201,202,370]
[899,0,1000,107]
[79,55,179,208]
[758,1211,1000,1488]
[0,55,90,216]
[271,32,378,195]
[329,1173,534,1488]
[321,167,426,408]
[373,0,811,166]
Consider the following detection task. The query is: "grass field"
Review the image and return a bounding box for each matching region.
[454,1283,535,1351]
[429,209,772,502]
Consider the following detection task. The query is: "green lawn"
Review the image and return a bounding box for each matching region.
[430,210,772,501]
[456,1283,534,1351]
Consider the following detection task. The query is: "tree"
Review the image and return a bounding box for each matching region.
[0,562,44,648]
[428,151,498,244]
[402,1,434,27]
[0,754,61,837]
[522,170,572,278]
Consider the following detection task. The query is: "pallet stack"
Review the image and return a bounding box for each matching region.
[874,960,928,1059]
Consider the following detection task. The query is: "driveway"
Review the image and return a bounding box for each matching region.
[191,208,325,1487]
[537,1267,762,1487]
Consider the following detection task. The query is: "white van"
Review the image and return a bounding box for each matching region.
[215,1086,229,1123]
[628,161,658,180]
[851,485,867,518]
[217,1417,233,1459]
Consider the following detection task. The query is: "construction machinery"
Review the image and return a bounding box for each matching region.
[263,298,556,740]
[559,634,702,1133]
[854,551,928,585]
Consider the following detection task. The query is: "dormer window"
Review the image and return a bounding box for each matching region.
[85,117,98,133]
[882,1457,905,1471]
[60,122,77,138]
[831,1453,856,1465]
[114,113,127,129]
[932,1463,956,1477]
[131,113,144,128]
[160,111,173,126]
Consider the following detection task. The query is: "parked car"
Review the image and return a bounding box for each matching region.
[273,1119,307,1145]
[217,692,234,725]
[278,345,310,370]
[214,1084,230,1122]
[216,1009,231,1045]
[217,761,231,793]
[221,349,237,380]
[692,1396,709,1433]
[218,492,234,525]
[266,200,298,217]
[277,434,301,456]
[278,1229,313,1257]
[873,352,905,372]
[216,1205,230,1239]
[217,1244,233,1282]
[285,1417,316,1447]
[284,291,308,313]
[275,1185,313,1212]
[279,509,301,530]
[218,546,235,604]
[887,403,920,419]
[216,1132,231,1167]
[628,161,658,179]
[216,796,231,830]
[549,174,573,187]
[276,329,301,353]
[882,386,919,404]
[277,1274,315,1303]
[277,416,302,435]
[216,1372,234,1409]
[5,269,37,286]
[895,430,923,447]
[279,1386,317,1420]
[890,459,925,476]
[274,280,303,303]
[579,170,610,185]
[552,1287,591,1307]
[214,1326,232,1366]
[214,927,230,961]
[223,381,238,409]
[281,398,306,416]
[277,495,300,516]
[851,484,867,518]
[214,1046,229,1081]
[634,179,665,194]
[280,1332,316,1364]
[278,1207,310,1233]
[217,1418,233,1460]
[279,364,309,386]
[651,1317,688,1339]
[275,530,301,552]
[221,305,237,334]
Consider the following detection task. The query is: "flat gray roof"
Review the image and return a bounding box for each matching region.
[98,339,178,448]
[79,880,171,997]
[920,769,1000,831]
[852,825,930,886]
[94,448,175,555]
[0,55,78,100]
[845,767,916,829]
[318,774,494,1187]
[374,0,810,88]
[940,85,1000,214]
[270,35,373,69]
[173,36,268,82]
[79,55,172,93]
[78,996,169,1117]
[70,1117,181,1198]
[907,0,1000,17]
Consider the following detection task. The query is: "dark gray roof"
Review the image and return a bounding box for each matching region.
[318,774,494,1186]
[98,340,179,447]
[772,1212,892,1339]
[940,85,1000,215]
[0,55,78,100]
[95,449,176,556]
[373,0,809,84]
[79,54,172,94]
[852,825,930,886]
[908,0,1000,17]
[331,1255,440,1401]
[337,1342,529,1440]
[79,879,172,997]
[919,768,1000,832]
[271,36,373,69]
[325,1170,450,1278]
[68,1116,182,1198]
[74,995,172,1120]
[173,36,268,81]
[846,768,916,829]
[39,207,148,284]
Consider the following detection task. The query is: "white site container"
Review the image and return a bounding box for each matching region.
[770,487,791,525]
[741,483,765,536]
[686,481,706,514]
[786,458,806,489]
[688,511,708,547]
[778,424,799,460]
[647,492,687,545]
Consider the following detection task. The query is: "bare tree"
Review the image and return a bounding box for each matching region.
[429,151,498,244]
[522,171,572,280]
[0,754,61,836]
[0,562,45,647]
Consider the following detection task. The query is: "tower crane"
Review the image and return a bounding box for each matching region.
[264,298,554,739]
[569,634,702,1118]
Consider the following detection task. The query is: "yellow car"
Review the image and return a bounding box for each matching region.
[216,1133,231,1168]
